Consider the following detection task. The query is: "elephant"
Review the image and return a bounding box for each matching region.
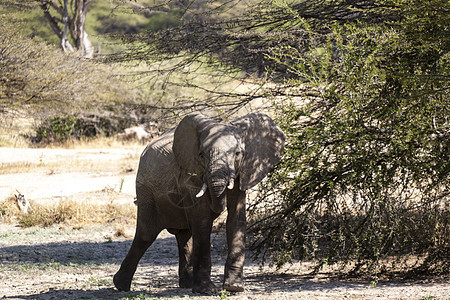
[113,112,285,294]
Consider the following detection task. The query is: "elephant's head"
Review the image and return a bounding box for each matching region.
[173,113,285,213]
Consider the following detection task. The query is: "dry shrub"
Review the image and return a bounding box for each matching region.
[17,201,74,227]
[0,195,22,222]
[0,16,133,114]
[114,226,131,238]
[0,198,137,228]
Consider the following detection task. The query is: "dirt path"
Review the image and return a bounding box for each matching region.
[1,147,449,299]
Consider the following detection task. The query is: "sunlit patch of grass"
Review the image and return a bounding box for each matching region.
[18,201,76,227]
[87,275,112,287]
[0,195,136,228]
[119,293,161,300]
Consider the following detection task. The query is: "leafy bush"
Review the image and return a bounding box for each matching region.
[31,114,125,144]
[249,0,449,275]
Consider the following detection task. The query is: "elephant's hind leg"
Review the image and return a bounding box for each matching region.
[113,232,157,291]
[114,188,161,291]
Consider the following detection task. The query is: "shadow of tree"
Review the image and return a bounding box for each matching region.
[1,239,179,267]
[3,286,209,300]
[3,230,445,300]
[244,272,367,293]
[6,227,440,300]
[2,274,373,300]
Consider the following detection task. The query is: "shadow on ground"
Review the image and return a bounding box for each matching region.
[0,231,194,266]
[1,273,370,300]
[3,228,448,299]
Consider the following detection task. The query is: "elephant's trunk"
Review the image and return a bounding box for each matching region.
[208,178,227,213]
[203,165,230,213]
[195,178,234,199]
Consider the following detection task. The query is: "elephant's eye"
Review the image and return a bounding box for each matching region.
[198,151,205,158]
[236,151,241,156]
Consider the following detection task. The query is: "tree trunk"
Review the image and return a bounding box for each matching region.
[40,0,93,58]
[74,0,94,58]
[61,0,75,53]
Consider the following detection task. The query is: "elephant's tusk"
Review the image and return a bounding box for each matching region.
[227,179,234,190]
[196,183,208,198]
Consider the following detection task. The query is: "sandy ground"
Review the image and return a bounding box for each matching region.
[0,147,140,202]
[0,146,449,299]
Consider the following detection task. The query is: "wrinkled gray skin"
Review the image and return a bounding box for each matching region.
[113,113,285,294]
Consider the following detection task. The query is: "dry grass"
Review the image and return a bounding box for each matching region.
[1,131,142,229]
[0,195,20,223]
[0,194,137,228]
[0,111,34,148]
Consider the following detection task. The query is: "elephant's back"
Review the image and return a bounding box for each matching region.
[136,128,178,189]
[144,127,175,157]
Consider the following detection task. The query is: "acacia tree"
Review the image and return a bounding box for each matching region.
[247,0,449,274]
[39,0,94,58]
[113,0,449,274]
[111,0,398,114]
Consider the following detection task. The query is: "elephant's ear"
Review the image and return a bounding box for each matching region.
[173,113,214,176]
[232,113,285,191]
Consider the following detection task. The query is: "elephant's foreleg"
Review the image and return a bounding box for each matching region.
[190,201,217,294]
[175,229,193,288]
[223,187,246,292]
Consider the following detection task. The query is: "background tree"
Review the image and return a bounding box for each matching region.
[39,0,94,58]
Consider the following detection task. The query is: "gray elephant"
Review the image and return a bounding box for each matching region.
[113,112,285,294]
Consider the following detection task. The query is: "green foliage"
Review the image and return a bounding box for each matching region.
[32,116,80,143]
[219,289,231,299]
[30,114,132,144]
[2,2,60,45]
[249,0,449,275]
[146,11,183,32]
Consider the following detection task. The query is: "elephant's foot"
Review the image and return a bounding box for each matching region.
[179,276,193,288]
[192,280,218,295]
[223,283,244,293]
[113,271,132,292]
[179,265,193,288]
[223,277,244,292]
